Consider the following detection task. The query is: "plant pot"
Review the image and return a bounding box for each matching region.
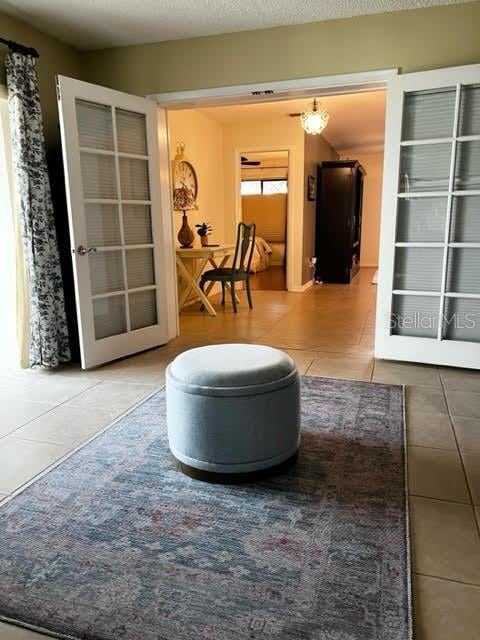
[200,235,209,247]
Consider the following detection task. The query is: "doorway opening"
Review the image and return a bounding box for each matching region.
[239,150,289,291]
[164,83,387,356]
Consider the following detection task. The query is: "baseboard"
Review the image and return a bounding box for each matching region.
[289,279,313,293]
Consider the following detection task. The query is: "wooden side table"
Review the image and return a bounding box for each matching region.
[175,245,238,316]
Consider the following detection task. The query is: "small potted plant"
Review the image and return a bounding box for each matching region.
[195,222,212,246]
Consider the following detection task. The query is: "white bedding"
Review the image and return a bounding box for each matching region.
[250,236,272,273]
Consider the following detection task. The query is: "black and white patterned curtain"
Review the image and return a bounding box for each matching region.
[5,52,70,368]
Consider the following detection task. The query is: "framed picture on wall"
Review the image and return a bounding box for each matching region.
[307,175,316,201]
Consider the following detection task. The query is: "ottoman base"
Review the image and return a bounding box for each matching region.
[173,450,299,484]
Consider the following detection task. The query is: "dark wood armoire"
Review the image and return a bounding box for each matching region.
[314,160,365,284]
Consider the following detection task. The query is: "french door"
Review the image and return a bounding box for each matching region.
[57,76,175,369]
[376,64,480,369]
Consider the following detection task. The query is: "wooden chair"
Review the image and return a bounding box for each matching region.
[200,222,256,313]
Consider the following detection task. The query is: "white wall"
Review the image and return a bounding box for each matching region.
[167,109,225,246]
[340,148,384,268]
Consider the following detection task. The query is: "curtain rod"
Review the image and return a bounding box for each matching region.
[0,37,39,58]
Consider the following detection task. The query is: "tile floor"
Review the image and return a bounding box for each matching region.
[0,268,479,638]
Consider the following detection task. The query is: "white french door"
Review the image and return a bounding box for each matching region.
[376,64,480,369]
[57,76,175,369]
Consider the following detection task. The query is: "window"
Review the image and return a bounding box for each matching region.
[262,180,288,194]
[241,179,288,195]
[240,180,261,195]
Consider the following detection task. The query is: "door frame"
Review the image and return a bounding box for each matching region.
[234,146,295,291]
[150,68,397,296]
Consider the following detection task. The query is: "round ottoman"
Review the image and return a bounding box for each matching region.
[166,344,300,481]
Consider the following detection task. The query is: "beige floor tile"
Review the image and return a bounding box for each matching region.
[0,436,71,494]
[67,381,158,412]
[0,376,100,405]
[0,623,51,638]
[413,574,480,640]
[407,386,448,416]
[463,452,480,506]
[0,401,53,438]
[372,360,441,388]
[440,367,480,393]
[452,416,480,452]
[305,353,374,381]
[408,446,470,503]
[410,496,480,584]
[446,390,480,419]
[407,412,456,450]
[12,404,120,448]
[281,350,315,375]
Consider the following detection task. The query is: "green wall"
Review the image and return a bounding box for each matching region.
[81,2,480,97]
[0,11,82,148]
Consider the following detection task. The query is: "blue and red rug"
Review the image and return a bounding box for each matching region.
[0,376,409,639]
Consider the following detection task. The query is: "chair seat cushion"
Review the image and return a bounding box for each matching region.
[167,343,296,395]
[201,267,246,279]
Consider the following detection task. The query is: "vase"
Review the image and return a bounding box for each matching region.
[178,212,194,248]
[200,235,208,247]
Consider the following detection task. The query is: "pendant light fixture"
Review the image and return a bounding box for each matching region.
[300,99,329,135]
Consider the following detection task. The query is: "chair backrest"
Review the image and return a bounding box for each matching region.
[233,222,256,273]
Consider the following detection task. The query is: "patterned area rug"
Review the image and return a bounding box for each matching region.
[0,377,409,640]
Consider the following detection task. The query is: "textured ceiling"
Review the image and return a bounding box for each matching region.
[0,0,468,50]
[198,91,387,153]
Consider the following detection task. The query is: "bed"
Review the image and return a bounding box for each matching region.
[242,193,287,273]
[250,236,272,273]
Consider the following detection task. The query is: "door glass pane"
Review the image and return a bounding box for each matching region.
[399,143,451,193]
[458,84,480,136]
[126,248,155,289]
[396,197,447,242]
[391,295,439,338]
[116,109,147,155]
[119,157,150,200]
[394,247,444,291]
[450,196,480,242]
[89,250,124,295]
[76,100,114,151]
[81,153,117,199]
[85,203,121,247]
[454,140,480,191]
[402,88,456,140]
[93,295,127,339]
[443,298,480,343]
[446,248,480,294]
[129,289,157,330]
[123,204,153,245]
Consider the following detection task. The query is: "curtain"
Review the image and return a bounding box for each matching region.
[0,94,29,368]
[5,52,70,368]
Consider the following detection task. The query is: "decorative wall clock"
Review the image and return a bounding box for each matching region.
[171,143,198,248]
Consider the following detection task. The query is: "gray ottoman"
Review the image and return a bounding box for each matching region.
[166,344,300,480]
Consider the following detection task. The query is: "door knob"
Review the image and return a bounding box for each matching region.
[76,245,97,256]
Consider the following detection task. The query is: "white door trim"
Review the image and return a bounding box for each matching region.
[234,145,296,291]
[149,68,398,109]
